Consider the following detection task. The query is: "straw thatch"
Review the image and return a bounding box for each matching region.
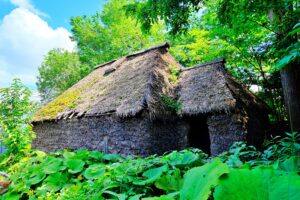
[34,43,266,122]
[178,59,265,115]
[34,43,181,122]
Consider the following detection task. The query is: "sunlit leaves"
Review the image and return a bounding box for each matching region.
[0,79,35,154]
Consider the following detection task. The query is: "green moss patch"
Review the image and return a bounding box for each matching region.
[33,88,81,121]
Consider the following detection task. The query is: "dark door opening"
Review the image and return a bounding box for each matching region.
[188,116,210,155]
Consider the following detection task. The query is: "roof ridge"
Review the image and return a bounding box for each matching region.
[182,58,226,71]
[93,42,170,71]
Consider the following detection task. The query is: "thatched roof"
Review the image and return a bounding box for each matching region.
[178,58,266,115]
[34,43,266,122]
[34,43,181,122]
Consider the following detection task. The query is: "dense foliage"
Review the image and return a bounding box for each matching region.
[0,79,35,155]
[70,0,166,68]
[1,133,300,200]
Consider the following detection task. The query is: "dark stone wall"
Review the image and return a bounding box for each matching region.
[32,114,188,156]
[207,113,247,156]
[207,108,268,156]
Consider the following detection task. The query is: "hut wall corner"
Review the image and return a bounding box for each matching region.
[207,113,247,155]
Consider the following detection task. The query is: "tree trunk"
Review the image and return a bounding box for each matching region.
[280,61,300,132]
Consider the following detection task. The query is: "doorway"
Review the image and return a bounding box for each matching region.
[188,115,210,154]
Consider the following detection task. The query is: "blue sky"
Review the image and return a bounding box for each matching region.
[0,0,105,99]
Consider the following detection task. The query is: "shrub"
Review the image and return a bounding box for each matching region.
[0,78,36,155]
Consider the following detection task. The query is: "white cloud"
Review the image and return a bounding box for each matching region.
[0,8,76,89]
[9,0,48,17]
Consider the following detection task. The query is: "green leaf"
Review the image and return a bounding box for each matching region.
[88,151,103,160]
[26,171,46,185]
[83,164,105,180]
[180,159,229,200]
[74,150,90,160]
[64,159,85,174]
[133,165,168,185]
[166,150,199,167]
[2,192,20,200]
[155,169,183,193]
[143,196,174,200]
[214,167,300,200]
[275,53,296,71]
[63,151,76,159]
[42,157,63,174]
[102,153,122,162]
[129,194,144,200]
[102,190,127,200]
[289,23,300,36]
[280,156,300,172]
[42,172,69,192]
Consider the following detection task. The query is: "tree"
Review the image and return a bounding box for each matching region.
[217,0,300,131]
[0,78,35,154]
[36,49,85,103]
[127,0,300,131]
[70,0,166,68]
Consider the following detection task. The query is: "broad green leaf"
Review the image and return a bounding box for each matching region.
[180,159,229,200]
[102,153,122,162]
[3,192,20,200]
[270,172,300,199]
[64,159,85,174]
[214,167,300,200]
[63,151,76,159]
[88,151,103,160]
[42,157,63,174]
[280,156,300,172]
[42,172,69,192]
[133,165,168,185]
[166,150,199,167]
[155,169,183,193]
[26,172,46,185]
[74,150,90,160]
[83,164,105,180]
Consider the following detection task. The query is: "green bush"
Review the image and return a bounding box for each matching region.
[0,79,36,155]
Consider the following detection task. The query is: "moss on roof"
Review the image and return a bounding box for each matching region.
[33,43,181,122]
[34,89,80,121]
[33,76,99,121]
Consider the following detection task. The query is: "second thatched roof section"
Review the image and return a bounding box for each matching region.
[178,58,266,115]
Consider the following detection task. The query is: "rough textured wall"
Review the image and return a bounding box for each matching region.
[207,113,247,156]
[32,114,188,156]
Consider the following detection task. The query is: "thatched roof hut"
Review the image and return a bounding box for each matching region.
[33,43,268,156]
[34,43,178,122]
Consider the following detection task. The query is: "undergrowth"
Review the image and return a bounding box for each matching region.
[1,132,300,200]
